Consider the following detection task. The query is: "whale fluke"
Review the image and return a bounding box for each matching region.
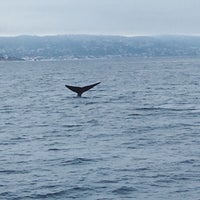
[65,82,101,97]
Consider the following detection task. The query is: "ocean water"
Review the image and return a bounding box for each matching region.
[0,57,200,200]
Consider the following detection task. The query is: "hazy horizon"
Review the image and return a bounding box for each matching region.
[1,33,200,38]
[0,0,200,36]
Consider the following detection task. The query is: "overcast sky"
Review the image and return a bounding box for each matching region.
[0,0,200,36]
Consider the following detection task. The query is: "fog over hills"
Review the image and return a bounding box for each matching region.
[1,35,200,60]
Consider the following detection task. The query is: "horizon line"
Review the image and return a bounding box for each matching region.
[1,33,200,38]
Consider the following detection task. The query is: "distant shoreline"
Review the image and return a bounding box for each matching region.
[1,55,200,62]
[1,35,200,59]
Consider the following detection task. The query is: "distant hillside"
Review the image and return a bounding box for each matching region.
[1,35,200,60]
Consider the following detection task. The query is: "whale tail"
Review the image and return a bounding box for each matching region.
[65,82,101,97]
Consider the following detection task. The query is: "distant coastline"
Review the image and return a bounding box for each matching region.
[0,54,24,61]
[1,35,200,60]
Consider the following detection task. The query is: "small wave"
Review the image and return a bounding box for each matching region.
[48,148,62,151]
[10,137,28,141]
[85,102,98,105]
[127,146,137,149]
[134,167,150,172]
[4,122,15,125]
[62,124,82,128]
[135,107,196,112]
[155,178,175,184]
[32,187,93,199]
[0,110,14,114]
[33,190,68,199]
[172,175,191,181]
[135,107,161,111]
[112,186,137,195]
[127,113,141,117]
[179,159,197,164]
[0,192,13,198]
[0,169,29,175]
[174,189,190,193]
[87,119,99,126]
[61,157,95,166]
[36,124,49,128]
[96,179,117,184]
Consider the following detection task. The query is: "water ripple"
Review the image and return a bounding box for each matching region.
[1,58,200,200]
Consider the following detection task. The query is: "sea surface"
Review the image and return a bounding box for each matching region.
[0,57,200,200]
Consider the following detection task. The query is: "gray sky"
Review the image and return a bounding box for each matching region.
[0,0,200,36]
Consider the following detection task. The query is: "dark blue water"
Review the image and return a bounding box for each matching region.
[0,57,200,199]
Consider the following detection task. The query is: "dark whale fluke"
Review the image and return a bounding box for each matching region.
[65,82,101,97]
